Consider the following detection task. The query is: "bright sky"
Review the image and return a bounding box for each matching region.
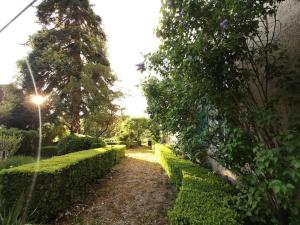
[0,0,161,117]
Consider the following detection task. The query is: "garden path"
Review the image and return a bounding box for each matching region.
[55,147,177,225]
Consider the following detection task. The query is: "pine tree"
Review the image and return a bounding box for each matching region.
[19,0,117,133]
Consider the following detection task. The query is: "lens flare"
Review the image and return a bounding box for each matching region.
[31,95,46,105]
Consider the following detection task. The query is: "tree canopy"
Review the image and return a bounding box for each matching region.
[18,0,119,133]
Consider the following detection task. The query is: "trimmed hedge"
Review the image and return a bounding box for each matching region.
[91,142,105,149]
[41,146,58,158]
[106,141,140,148]
[0,145,126,222]
[0,156,35,171]
[154,144,239,225]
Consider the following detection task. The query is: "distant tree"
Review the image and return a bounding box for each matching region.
[83,105,119,138]
[18,0,118,133]
[116,117,150,143]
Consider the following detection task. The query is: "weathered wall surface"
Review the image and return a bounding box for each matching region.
[277,0,300,60]
[275,1,300,129]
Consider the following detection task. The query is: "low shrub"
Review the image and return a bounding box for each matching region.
[120,141,140,148]
[57,135,96,155]
[0,156,35,170]
[91,142,105,148]
[0,128,39,156]
[0,145,126,223]
[106,140,140,148]
[154,144,239,225]
[41,146,58,158]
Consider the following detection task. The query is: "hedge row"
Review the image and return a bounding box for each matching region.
[106,141,140,148]
[41,145,58,158]
[0,145,126,223]
[154,144,239,225]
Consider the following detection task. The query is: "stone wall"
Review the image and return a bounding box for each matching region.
[277,0,300,60]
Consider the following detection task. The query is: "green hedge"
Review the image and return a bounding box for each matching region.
[154,144,239,225]
[0,145,126,223]
[41,146,58,158]
[106,141,140,148]
[0,156,35,171]
[91,142,106,149]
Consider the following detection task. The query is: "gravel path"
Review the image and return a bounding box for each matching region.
[55,147,177,225]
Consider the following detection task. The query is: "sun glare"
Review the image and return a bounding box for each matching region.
[31,95,46,105]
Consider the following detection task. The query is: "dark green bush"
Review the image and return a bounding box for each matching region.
[0,156,35,171]
[0,145,126,223]
[120,141,140,148]
[41,146,58,158]
[57,135,95,155]
[155,144,239,225]
[0,195,27,225]
[105,140,140,148]
[91,142,105,148]
[0,128,39,156]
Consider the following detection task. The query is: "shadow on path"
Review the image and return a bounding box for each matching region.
[55,147,177,225]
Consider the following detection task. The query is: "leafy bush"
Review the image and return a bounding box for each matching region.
[57,135,96,155]
[42,123,68,146]
[235,132,300,225]
[0,134,22,159]
[41,146,58,158]
[155,144,239,225]
[0,145,126,223]
[0,128,39,156]
[0,156,35,170]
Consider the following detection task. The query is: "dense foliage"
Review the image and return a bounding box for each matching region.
[143,0,300,224]
[0,84,38,130]
[0,145,126,223]
[155,144,239,225]
[42,123,68,146]
[83,109,119,138]
[0,128,39,156]
[18,0,119,133]
[142,77,209,159]
[57,134,101,155]
[0,134,22,159]
[115,117,151,145]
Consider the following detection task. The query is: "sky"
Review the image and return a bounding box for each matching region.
[0,0,161,117]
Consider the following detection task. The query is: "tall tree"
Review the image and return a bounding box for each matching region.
[19,0,118,133]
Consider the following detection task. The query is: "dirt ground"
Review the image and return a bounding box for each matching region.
[54,147,177,225]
